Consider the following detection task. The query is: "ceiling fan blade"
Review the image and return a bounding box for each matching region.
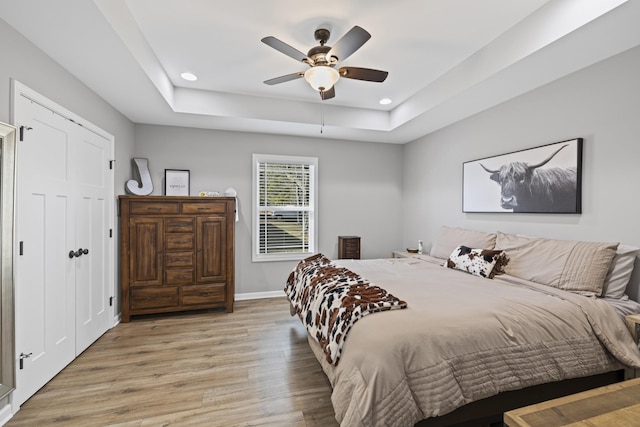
[320,86,335,100]
[326,26,371,62]
[264,72,304,85]
[339,67,388,82]
[261,36,311,63]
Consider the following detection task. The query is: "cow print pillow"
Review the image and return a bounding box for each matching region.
[445,245,509,279]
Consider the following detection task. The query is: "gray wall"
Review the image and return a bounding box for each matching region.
[403,45,640,257]
[134,124,404,295]
[0,18,136,193]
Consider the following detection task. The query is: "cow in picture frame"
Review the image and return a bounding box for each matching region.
[463,138,582,214]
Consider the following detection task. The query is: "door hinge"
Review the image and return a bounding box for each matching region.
[19,126,33,142]
[109,228,113,238]
[109,296,114,307]
[109,160,115,170]
[19,241,24,255]
[19,352,32,370]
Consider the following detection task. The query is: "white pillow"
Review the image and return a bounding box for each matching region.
[602,244,639,299]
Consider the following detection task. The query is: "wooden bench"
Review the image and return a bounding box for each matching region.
[504,377,640,426]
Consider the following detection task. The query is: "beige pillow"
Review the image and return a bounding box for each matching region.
[430,226,496,259]
[494,232,618,297]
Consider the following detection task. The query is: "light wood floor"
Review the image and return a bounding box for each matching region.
[7,298,339,427]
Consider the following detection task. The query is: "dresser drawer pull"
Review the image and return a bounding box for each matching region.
[146,296,170,301]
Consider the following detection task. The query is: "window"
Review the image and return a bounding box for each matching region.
[252,154,318,262]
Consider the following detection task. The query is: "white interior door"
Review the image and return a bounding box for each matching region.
[13,96,77,406]
[12,82,115,407]
[75,126,112,354]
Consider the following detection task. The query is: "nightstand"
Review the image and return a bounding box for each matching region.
[392,250,418,258]
[338,236,360,259]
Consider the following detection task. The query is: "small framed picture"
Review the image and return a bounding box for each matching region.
[164,169,190,196]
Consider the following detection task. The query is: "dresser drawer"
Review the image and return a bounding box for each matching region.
[182,202,226,214]
[165,268,195,285]
[343,241,359,250]
[345,248,360,257]
[130,287,179,310]
[129,201,180,215]
[165,217,195,233]
[181,284,226,306]
[165,251,194,268]
[166,233,195,250]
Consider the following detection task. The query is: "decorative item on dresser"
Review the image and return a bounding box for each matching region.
[164,169,190,196]
[119,196,235,322]
[338,236,360,259]
[125,158,153,195]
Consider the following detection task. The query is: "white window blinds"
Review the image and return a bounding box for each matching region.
[252,154,317,262]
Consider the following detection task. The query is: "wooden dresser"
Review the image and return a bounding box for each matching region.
[338,236,361,259]
[119,196,235,322]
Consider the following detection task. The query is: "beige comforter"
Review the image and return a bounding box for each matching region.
[307,255,640,427]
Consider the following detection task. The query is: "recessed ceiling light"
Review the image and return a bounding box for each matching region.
[180,72,198,82]
[379,98,392,105]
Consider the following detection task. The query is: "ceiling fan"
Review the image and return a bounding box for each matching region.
[261,26,389,100]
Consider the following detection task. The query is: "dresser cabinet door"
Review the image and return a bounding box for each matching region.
[196,216,227,283]
[129,217,164,286]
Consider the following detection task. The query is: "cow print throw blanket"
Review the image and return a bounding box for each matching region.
[285,253,407,366]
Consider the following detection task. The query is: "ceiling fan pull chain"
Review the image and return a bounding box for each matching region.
[320,101,324,134]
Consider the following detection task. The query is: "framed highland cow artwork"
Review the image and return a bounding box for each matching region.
[462,138,583,213]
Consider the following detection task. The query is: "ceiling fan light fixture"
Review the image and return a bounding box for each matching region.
[304,66,339,92]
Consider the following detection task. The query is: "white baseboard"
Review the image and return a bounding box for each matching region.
[0,402,13,426]
[111,292,284,320]
[235,290,285,301]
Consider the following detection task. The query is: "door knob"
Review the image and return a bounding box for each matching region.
[69,248,89,258]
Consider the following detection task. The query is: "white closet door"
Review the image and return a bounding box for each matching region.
[75,125,112,354]
[14,96,77,406]
[13,83,114,407]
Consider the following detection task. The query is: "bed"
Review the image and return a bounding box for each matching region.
[285,226,640,427]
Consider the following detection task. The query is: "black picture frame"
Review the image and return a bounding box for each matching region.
[462,138,583,213]
[164,169,190,196]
